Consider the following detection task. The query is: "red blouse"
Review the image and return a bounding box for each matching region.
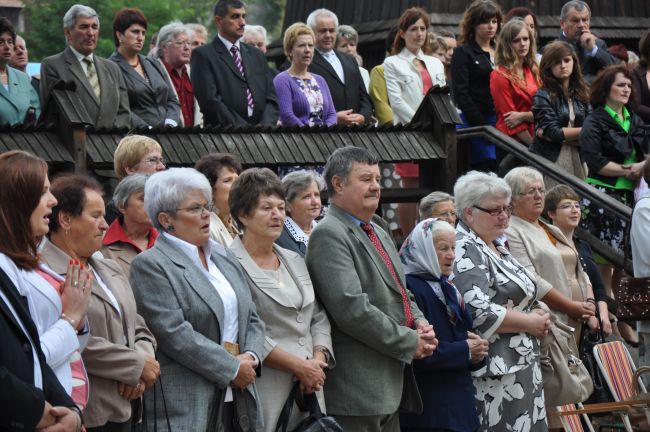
[490,65,539,141]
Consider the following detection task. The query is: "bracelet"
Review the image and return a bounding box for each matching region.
[585,298,597,305]
[314,346,331,364]
[61,313,76,330]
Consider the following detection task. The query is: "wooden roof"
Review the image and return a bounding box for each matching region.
[0,125,73,164]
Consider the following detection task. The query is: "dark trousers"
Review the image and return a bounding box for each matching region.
[86,418,132,432]
[336,412,400,432]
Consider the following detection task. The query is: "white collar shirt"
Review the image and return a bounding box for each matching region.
[317,48,345,83]
[69,46,94,75]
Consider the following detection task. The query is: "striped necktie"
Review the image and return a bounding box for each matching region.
[83,56,101,100]
[230,45,254,112]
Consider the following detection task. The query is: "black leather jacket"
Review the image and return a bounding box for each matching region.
[531,88,591,162]
[580,106,649,187]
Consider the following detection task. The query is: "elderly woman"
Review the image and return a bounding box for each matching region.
[109,8,180,128]
[452,171,551,431]
[194,153,242,247]
[275,170,323,256]
[336,24,370,90]
[505,167,596,341]
[0,17,40,125]
[101,174,157,276]
[41,174,159,431]
[228,168,333,431]
[106,135,166,225]
[273,22,336,127]
[418,191,457,225]
[0,151,91,413]
[129,168,265,431]
[544,184,612,336]
[399,218,487,432]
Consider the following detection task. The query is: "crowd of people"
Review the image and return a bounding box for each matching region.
[2,0,650,431]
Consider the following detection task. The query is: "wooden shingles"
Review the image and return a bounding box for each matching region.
[0,127,73,163]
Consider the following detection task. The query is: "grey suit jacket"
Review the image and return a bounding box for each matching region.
[40,46,131,129]
[230,238,333,430]
[109,51,180,128]
[190,37,278,126]
[305,204,424,416]
[129,234,265,431]
[39,239,156,428]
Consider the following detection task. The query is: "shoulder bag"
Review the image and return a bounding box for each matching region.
[579,302,613,404]
[275,383,343,432]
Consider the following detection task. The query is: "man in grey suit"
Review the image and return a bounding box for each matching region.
[40,5,131,129]
[190,0,278,127]
[305,147,438,432]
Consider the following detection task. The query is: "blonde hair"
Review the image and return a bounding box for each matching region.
[114,135,162,179]
[283,22,315,57]
[494,18,539,88]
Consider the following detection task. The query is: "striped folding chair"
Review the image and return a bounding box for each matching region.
[594,341,650,432]
[557,403,596,432]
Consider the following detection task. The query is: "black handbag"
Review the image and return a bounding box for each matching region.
[578,305,613,404]
[141,373,172,432]
[275,383,343,432]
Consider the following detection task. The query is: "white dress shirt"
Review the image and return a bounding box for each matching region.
[317,48,345,83]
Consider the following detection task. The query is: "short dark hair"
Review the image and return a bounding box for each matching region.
[323,147,379,194]
[49,175,102,234]
[229,168,284,230]
[214,0,246,18]
[0,151,48,270]
[459,0,502,45]
[194,153,243,188]
[0,17,16,45]
[112,8,147,47]
[543,184,580,216]
[590,64,635,108]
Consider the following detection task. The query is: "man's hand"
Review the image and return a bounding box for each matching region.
[579,31,597,52]
[231,354,256,390]
[37,406,81,432]
[36,401,56,429]
[140,356,160,388]
[467,332,489,364]
[336,110,365,126]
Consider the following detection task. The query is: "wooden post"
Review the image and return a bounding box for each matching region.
[72,126,87,174]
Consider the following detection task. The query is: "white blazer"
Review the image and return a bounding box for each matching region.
[0,252,88,394]
[383,47,446,125]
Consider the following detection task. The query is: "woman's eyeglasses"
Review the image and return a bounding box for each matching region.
[473,205,512,216]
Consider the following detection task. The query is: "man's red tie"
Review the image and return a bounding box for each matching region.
[361,223,415,328]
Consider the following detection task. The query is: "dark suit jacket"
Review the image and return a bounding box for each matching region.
[190,36,278,126]
[632,65,650,124]
[109,51,180,128]
[399,275,480,432]
[0,267,75,431]
[556,34,619,82]
[40,46,131,129]
[308,50,373,123]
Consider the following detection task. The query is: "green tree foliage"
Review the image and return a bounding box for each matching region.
[23,0,284,61]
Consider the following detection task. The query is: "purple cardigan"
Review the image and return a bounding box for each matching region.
[273,71,337,126]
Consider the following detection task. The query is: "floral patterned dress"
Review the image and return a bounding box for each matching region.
[453,221,547,432]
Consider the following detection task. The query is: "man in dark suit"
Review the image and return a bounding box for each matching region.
[40,4,131,129]
[307,9,373,126]
[0,267,82,432]
[305,147,437,432]
[556,0,619,82]
[191,0,278,127]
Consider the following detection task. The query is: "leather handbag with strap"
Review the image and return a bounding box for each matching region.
[579,303,613,404]
[540,319,594,406]
[614,197,650,322]
[274,383,343,432]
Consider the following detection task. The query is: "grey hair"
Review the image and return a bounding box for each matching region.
[504,166,544,199]
[306,8,339,31]
[419,191,453,221]
[282,170,325,205]
[243,24,268,44]
[429,218,456,239]
[323,146,379,195]
[113,173,149,210]
[63,4,98,30]
[560,0,591,21]
[454,171,511,222]
[156,21,193,58]
[337,24,358,45]
[144,168,212,231]
[186,23,208,40]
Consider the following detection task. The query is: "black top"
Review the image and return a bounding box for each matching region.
[531,87,591,162]
[579,106,648,187]
[450,40,495,126]
[574,237,608,303]
[631,65,650,124]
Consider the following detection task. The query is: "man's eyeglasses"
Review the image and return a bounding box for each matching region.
[473,205,512,217]
[175,203,213,215]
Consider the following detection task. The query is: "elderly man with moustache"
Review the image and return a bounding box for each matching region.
[40,4,131,129]
[306,146,437,432]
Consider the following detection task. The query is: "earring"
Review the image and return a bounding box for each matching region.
[167,224,175,232]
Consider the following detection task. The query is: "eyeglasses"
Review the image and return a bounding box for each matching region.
[473,205,512,217]
[142,157,165,166]
[557,202,581,211]
[175,203,213,215]
[520,187,546,197]
[171,40,191,48]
